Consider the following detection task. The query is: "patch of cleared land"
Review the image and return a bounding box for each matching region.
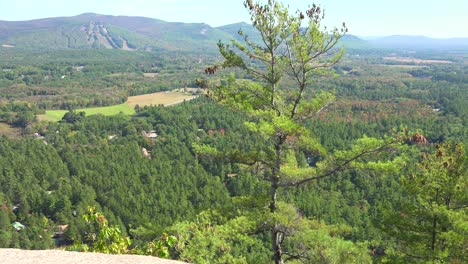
[38,91,198,122]
[143,73,159,77]
[0,122,20,138]
[120,37,135,51]
[383,56,453,64]
[174,88,201,94]
[127,91,197,107]
[107,72,133,77]
[378,64,428,69]
[39,103,135,122]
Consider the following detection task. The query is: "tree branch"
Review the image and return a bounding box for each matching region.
[283,251,309,262]
[278,139,400,187]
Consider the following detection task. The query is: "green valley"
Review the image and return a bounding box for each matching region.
[0,1,466,263]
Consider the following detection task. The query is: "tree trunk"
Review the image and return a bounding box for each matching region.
[272,228,284,264]
[431,214,437,259]
[270,139,283,264]
[431,189,439,262]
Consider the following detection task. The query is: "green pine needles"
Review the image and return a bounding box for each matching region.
[195,1,404,263]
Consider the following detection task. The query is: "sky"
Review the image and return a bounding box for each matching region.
[0,0,467,38]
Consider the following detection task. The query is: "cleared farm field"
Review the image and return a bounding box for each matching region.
[0,122,20,138]
[383,56,453,64]
[39,103,135,122]
[143,73,159,77]
[378,64,428,69]
[127,91,197,107]
[38,91,198,122]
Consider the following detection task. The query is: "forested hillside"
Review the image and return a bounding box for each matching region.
[0,13,233,52]
[0,53,466,261]
[0,91,465,261]
[0,1,466,263]
[1,13,465,53]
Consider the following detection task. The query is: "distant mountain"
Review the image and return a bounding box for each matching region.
[217,22,263,43]
[0,15,369,53]
[0,13,232,53]
[1,14,465,53]
[217,22,368,50]
[368,35,468,50]
[338,34,370,49]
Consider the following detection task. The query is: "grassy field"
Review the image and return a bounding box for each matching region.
[0,122,20,138]
[143,73,159,78]
[378,64,428,69]
[38,91,198,122]
[127,91,197,107]
[383,56,453,64]
[39,103,135,122]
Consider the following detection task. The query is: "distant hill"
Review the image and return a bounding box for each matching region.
[216,22,368,50]
[338,34,370,49]
[1,14,466,53]
[217,22,263,43]
[368,35,468,50]
[0,13,232,53]
[0,14,369,52]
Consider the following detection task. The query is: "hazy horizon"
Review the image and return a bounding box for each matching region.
[1,0,467,38]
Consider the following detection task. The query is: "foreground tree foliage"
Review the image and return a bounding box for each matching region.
[68,207,176,258]
[0,98,464,262]
[196,0,402,262]
[382,143,467,263]
[68,206,131,254]
[0,2,466,263]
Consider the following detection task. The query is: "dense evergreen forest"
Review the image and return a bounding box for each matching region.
[0,1,467,263]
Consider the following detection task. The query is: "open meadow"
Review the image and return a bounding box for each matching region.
[0,122,20,138]
[127,91,197,107]
[383,56,453,64]
[38,91,198,121]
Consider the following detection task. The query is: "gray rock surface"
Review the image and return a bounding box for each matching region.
[0,249,187,264]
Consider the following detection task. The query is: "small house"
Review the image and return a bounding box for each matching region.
[53,224,69,237]
[12,222,25,231]
[142,130,158,139]
[142,147,151,159]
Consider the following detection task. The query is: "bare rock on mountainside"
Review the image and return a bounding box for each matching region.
[0,249,187,264]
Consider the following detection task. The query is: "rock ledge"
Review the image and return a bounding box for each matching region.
[0,249,187,264]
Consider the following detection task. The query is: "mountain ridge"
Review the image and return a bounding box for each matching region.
[1,13,466,52]
[0,13,232,52]
[365,35,468,51]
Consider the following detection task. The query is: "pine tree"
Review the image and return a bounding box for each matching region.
[383,143,467,262]
[197,1,402,263]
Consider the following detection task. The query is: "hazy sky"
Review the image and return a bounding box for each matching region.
[0,0,467,38]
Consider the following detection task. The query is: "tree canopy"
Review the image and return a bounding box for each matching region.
[197,1,403,263]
